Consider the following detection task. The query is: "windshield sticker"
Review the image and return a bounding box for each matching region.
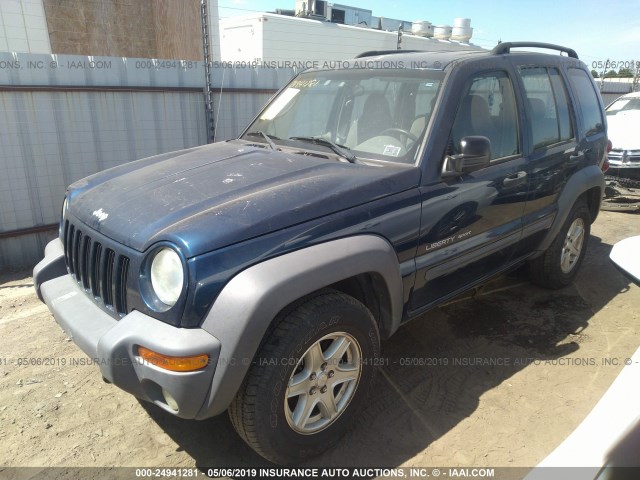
[289,79,320,89]
[260,88,300,120]
[383,145,402,157]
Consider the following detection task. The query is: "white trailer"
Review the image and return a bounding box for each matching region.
[219,13,483,64]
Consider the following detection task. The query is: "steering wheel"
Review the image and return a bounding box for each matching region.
[380,128,419,143]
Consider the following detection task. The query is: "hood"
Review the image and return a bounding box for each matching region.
[608,110,640,151]
[67,141,420,257]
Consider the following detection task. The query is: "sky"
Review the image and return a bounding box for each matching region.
[217,0,640,72]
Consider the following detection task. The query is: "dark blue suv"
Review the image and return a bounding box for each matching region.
[34,42,607,464]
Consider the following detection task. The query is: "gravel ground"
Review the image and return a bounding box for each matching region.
[0,210,638,474]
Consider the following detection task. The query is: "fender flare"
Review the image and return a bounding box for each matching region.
[196,235,403,418]
[535,165,604,254]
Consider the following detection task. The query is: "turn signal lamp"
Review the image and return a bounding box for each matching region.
[138,346,209,372]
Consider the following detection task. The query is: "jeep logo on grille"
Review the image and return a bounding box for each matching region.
[92,208,109,222]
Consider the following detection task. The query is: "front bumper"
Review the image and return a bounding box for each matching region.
[34,239,222,419]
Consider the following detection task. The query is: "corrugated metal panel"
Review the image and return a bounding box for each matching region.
[0,90,207,266]
[0,52,295,269]
[213,92,274,141]
[206,65,295,140]
[0,52,205,88]
[601,93,626,107]
[0,52,294,90]
[0,231,57,271]
[599,82,633,94]
[211,65,295,90]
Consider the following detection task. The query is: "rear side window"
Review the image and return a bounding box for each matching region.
[567,68,604,137]
[519,67,573,149]
[549,69,573,141]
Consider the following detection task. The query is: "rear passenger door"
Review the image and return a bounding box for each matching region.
[513,66,581,256]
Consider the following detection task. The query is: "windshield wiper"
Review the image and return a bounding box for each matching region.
[245,131,279,150]
[289,136,357,163]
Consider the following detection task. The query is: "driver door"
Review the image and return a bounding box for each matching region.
[409,70,528,313]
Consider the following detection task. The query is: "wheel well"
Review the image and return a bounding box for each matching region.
[328,273,393,338]
[261,272,394,350]
[581,186,602,224]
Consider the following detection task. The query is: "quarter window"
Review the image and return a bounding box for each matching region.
[567,68,604,136]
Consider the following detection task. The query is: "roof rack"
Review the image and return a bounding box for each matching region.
[491,42,578,59]
[356,49,422,58]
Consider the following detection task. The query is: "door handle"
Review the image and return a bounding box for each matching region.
[503,171,527,188]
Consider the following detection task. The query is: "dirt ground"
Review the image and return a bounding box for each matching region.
[0,210,639,474]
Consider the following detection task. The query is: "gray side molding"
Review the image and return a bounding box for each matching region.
[196,235,403,418]
[536,165,604,254]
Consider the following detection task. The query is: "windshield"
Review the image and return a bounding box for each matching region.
[606,96,640,116]
[242,69,445,164]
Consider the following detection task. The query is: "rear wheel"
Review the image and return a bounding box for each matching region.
[228,290,380,464]
[528,199,591,289]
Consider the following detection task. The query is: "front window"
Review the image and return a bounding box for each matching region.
[241,69,445,164]
[448,71,519,161]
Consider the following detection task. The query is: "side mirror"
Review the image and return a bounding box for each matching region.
[446,136,491,174]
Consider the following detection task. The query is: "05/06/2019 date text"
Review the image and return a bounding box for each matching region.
[592,59,640,70]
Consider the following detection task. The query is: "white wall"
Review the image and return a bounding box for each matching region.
[0,0,51,53]
[220,13,482,63]
[207,0,222,62]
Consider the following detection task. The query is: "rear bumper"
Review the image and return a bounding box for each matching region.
[36,239,222,419]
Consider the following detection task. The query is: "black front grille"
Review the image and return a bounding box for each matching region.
[63,220,130,316]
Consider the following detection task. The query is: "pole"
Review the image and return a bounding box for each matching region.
[201,0,215,143]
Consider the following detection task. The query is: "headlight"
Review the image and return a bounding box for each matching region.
[150,248,184,307]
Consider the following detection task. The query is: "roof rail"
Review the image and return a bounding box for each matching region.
[491,42,578,59]
[356,49,422,58]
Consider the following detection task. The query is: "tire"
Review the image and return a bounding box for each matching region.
[228,290,380,464]
[528,199,591,289]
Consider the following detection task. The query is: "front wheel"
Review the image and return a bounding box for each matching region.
[528,199,591,289]
[228,290,380,464]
